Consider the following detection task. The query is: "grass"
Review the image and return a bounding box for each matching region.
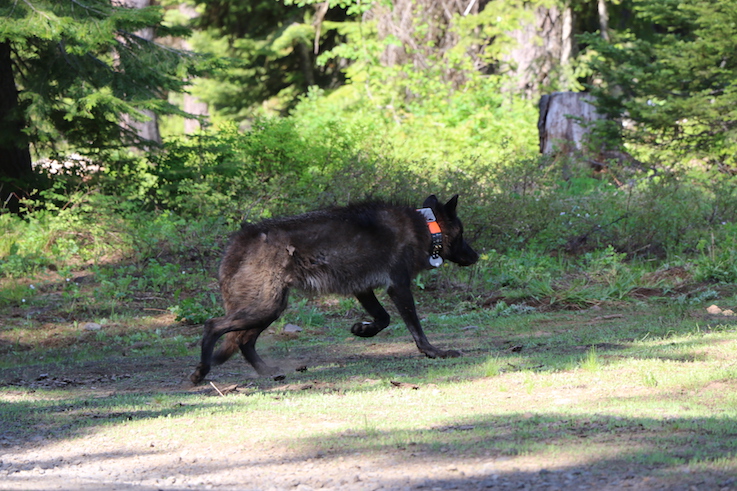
[2,266,737,480]
[2,205,737,487]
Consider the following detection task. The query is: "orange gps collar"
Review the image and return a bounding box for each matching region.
[417,208,443,267]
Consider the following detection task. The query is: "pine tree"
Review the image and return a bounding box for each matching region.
[0,0,199,210]
[583,0,737,165]
[0,40,32,211]
[190,0,349,118]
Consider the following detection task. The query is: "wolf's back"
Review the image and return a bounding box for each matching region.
[219,202,428,297]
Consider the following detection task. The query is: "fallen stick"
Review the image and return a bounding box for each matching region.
[209,381,225,396]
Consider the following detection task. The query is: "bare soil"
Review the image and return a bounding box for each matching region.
[1,270,736,490]
[1,341,736,491]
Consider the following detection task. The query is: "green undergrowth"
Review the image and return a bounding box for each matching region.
[1,302,736,480]
[2,218,737,480]
[2,135,737,480]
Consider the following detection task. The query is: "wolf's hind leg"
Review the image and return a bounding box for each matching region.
[239,335,283,377]
[213,331,280,377]
[212,331,242,365]
[190,316,225,384]
[199,322,282,378]
[351,290,391,337]
[190,298,286,384]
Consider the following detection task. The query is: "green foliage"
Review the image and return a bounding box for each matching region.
[693,226,737,283]
[460,158,737,259]
[479,356,504,377]
[478,246,648,308]
[0,242,52,278]
[191,0,538,149]
[145,118,388,219]
[290,87,539,198]
[189,0,348,117]
[170,295,223,324]
[286,298,327,328]
[489,301,537,317]
[297,0,539,168]
[583,0,737,164]
[0,187,140,278]
[580,346,602,372]
[0,0,200,153]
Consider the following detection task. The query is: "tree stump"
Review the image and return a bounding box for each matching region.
[538,91,602,154]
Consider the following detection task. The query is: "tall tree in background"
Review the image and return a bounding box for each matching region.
[116,0,162,146]
[584,0,737,165]
[174,2,210,134]
[190,0,349,118]
[0,40,32,211]
[332,0,530,112]
[188,0,568,118]
[0,0,199,210]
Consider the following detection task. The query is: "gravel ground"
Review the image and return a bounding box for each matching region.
[1,342,735,490]
[2,422,735,490]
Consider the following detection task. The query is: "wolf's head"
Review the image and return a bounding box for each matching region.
[423,195,479,267]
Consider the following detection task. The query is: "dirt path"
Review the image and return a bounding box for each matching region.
[2,436,731,490]
[1,354,734,491]
[1,444,714,491]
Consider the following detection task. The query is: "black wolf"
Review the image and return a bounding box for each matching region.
[190,195,479,384]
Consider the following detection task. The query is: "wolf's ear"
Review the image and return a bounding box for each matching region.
[445,194,459,217]
[422,195,439,209]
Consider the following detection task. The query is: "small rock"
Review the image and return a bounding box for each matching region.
[706,305,723,315]
[283,323,302,333]
[83,322,102,331]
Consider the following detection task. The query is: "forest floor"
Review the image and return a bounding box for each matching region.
[1,272,737,490]
[3,351,735,491]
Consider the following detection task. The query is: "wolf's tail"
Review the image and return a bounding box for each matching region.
[212,331,242,365]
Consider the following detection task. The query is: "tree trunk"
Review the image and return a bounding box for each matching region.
[178,3,209,134]
[538,91,601,155]
[0,41,33,212]
[505,4,575,97]
[116,0,162,147]
[598,0,610,41]
[371,0,464,85]
[183,94,208,134]
[296,40,316,88]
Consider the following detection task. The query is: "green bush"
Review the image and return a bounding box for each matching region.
[146,118,393,219]
[169,295,223,325]
[693,224,737,283]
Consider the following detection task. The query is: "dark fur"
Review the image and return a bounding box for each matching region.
[190,195,478,384]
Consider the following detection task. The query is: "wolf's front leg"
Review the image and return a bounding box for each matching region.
[351,290,392,337]
[387,283,462,359]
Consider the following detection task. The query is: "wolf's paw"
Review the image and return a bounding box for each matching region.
[422,347,463,359]
[254,363,285,380]
[438,349,463,358]
[351,321,382,338]
[189,364,209,385]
